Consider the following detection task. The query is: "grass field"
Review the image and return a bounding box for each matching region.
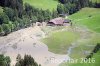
[42,30,79,54]
[68,8,100,32]
[68,7,100,58]
[23,0,100,11]
[23,0,58,10]
[70,33,100,58]
[59,8,100,66]
[60,51,100,66]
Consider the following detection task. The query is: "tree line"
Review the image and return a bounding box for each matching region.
[57,0,100,15]
[0,0,58,36]
[0,54,41,66]
[86,43,100,59]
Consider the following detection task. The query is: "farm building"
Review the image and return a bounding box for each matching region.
[47,17,70,26]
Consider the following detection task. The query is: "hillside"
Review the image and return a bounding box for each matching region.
[59,8,100,66]
[68,8,100,32]
[23,0,58,10]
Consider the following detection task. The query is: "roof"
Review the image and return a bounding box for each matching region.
[49,17,64,25]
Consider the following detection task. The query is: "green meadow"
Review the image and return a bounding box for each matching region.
[23,0,58,10]
[59,8,100,66]
[70,34,100,59]
[61,51,100,66]
[68,8,100,32]
[42,30,79,54]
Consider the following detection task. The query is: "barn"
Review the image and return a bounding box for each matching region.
[47,17,70,26]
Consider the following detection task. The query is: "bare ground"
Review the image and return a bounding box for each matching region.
[0,26,69,66]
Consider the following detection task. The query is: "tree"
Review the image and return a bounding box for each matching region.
[0,54,11,66]
[5,56,11,66]
[8,21,15,32]
[0,13,9,24]
[0,54,6,66]
[43,10,52,21]
[31,16,38,23]
[16,54,21,62]
[92,43,100,53]
[94,2,100,8]
[57,4,65,14]
[52,9,58,18]
[13,21,19,30]
[15,54,40,66]
[58,0,67,4]
[24,3,33,18]
[86,43,100,59]
[0,0,5,6]
[17,18,24,28]
[3,7,15,21]
[57,0,91,15]
[0,25,4,35]
[37,15,44,22]
[2,24,11,35]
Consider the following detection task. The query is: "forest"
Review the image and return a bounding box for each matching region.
[0,54,41,66]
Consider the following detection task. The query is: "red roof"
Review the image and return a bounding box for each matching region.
[49,17,64,25]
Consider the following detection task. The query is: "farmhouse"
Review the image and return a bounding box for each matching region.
[47,17,70,26]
